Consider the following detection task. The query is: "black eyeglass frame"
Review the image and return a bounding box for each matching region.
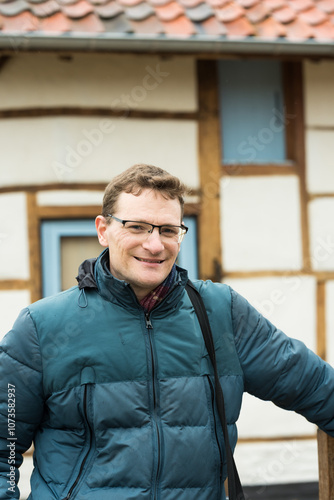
[106,214,188,240]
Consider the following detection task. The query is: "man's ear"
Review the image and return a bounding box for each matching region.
[95,216,109,247]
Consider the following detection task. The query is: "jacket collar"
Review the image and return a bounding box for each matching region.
[76,248,189,312]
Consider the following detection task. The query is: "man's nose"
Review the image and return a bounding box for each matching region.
[142,227,165,253]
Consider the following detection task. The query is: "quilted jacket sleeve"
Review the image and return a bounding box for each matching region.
[231,288,334,436]
[0,308,44,499]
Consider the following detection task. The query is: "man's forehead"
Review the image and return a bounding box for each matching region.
[116,189,182,219]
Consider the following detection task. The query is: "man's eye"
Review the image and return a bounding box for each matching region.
[161,226,178,236]
[127,223,148,232]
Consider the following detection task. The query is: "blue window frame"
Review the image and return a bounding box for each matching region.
[41,217,198,297]
[218,59,287,164]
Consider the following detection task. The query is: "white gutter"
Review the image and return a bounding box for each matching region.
[1,33,334,57]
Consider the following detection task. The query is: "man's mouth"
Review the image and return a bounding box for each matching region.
[135,257,164,264]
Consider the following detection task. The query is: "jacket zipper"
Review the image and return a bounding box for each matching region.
[145,313,161,500]
[207,375,223,483]
[62,384,93,500]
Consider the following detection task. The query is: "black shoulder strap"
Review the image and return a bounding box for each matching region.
[185,280,245,500]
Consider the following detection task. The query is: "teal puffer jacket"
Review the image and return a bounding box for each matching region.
[1,250,334,500]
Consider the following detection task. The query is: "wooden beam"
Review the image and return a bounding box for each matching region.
[318,430,334,500]
[308,193,334,201]
[26,193,42,303]
[0,107,198,121]
[37,205,101,219]
[240,435,316,444]
[222,163,299,177]
[224,270,334,280]
[0,183,107,195]
[197,60,222,281]
[0,280,30,290]
[317,281,326,360]
[284,62,311,273]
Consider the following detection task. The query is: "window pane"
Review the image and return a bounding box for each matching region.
[219,60,286,164]
[61,236,102,291]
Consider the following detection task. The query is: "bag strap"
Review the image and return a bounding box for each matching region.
[185,280,245,500]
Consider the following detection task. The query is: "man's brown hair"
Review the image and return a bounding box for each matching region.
[102,164,187,221]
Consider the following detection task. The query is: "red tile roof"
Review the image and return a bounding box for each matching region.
[0,0,334,46]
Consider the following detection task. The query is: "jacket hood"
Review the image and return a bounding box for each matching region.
[76,256,98,290]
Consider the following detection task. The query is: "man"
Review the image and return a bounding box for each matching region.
[0,163,333,500]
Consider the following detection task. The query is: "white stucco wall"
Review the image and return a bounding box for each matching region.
[304,60,334,128]
[326,280,334,367]
[309,198,334,271]
[0,117,199,190]
[304,60,334,194]
[235,439,318,486]
[0,193,29,280]
[0,54,197,112]
[220,176,303,271]
[0,290,31,339]
[37,190,104,206]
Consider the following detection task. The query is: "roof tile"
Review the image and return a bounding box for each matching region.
[61,0,94,18]
[317,0,334,14]
[235,0,259,7]
[147,0,170,6]
[118,0,143,6]
[289,0,314,12]
[94,0,123,17]
[30,0,60,17]
[186,2,213,21]
[215,1,243,22]
[255,14,287,37]
[162,13,195,33]
[299,6,328,25]
[125,1,154,19]
[312,19,334,39]
[1,0,334,43]
[39,10,70,29]
[0,0,29,16]
[57,0,78,6]
[262,0,286,12]
[178,0,203,8]
[28,0,55,4]
[101,10,132,29]
[199,13,226,33]
[70,10,105,28]
[1,10,38,30]
[224,14,255,36]
[272,5,297,23]
[129,12,163,30]
[155,0,184,21]
[205,0,231,8]
[284,17,314,40]
[245,2,269,23]
[89,0,111,5]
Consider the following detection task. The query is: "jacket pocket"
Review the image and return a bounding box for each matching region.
[61,380,95,500]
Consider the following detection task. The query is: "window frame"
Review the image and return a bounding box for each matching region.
[219,60,302,177]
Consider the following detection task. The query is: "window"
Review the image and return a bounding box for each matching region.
[218,60,288,164]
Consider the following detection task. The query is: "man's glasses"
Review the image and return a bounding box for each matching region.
[107,215,188,243]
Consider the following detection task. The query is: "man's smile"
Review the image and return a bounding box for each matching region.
[135,257,164,264]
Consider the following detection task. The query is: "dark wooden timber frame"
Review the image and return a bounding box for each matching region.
[318,430,334,500]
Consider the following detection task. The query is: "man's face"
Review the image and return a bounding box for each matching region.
[95,189,182,300]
